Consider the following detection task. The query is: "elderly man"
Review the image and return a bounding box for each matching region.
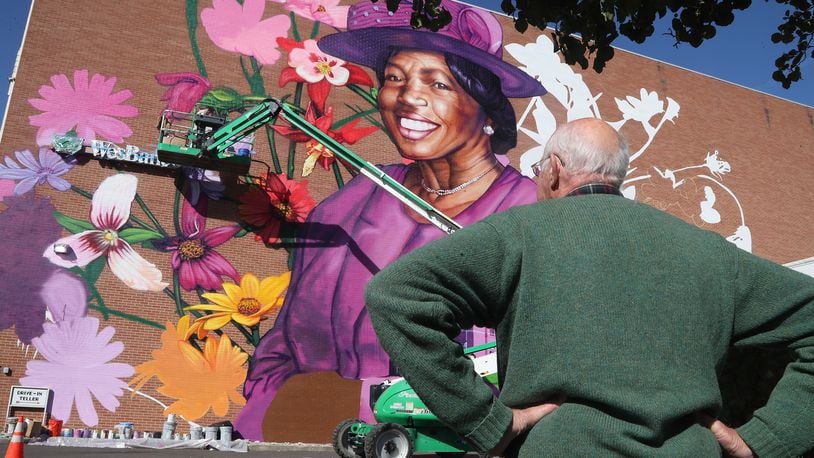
[364,118,814,457]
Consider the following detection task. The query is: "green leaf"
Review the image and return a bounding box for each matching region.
[119,227,164,244]
[54,210,95,234]
[85,256,107,285]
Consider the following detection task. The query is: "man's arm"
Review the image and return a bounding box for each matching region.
[729,247,814,456]
[364,218,522,452]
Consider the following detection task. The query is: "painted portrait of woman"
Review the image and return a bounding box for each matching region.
[235,0,546,440]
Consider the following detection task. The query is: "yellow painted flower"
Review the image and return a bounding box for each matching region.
[185,271,290,331]
[130,316,247,419]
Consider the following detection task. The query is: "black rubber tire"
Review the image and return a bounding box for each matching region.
[436,453,467,457]
[332,418,364,458]
[363,423,414,458]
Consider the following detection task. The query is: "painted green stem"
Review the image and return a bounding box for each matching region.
[290,12,301,41]
[87,282,109,320]
[89,304,165,330]
[172,271,185,317]
[332,107,380,129]
[287,83,305,179]
[252,325,260,347]
[134,194,168,237]
[309,19,320,39]
[186,0,208,78]
[348,84,378,107]
[265,125,283,174]
[332,161,345,188]
[172,188,183,235]
[70,185,92,199]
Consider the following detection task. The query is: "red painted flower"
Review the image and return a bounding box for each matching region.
[155,72,212,119]
[277,37,373,112]
[270,103,378,176]
[238,173,317,244]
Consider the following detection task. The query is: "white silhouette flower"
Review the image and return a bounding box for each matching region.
[615,89,664,125]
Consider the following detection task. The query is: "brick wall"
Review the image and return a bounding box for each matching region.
[0,0,812,444]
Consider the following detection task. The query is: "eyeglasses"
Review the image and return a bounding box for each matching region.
[531,153,563,177]
[531,157,549,177]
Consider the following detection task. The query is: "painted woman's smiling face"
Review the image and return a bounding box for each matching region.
[377,51,488,161]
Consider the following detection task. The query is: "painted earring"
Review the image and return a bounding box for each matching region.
[482,125,495,136]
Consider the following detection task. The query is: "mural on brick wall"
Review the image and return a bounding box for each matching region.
[0,0,753,440]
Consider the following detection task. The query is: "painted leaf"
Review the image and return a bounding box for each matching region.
[119,227,164,244]
[54,210,95,234]
[84,256,107,285]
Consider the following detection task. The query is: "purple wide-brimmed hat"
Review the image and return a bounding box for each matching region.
[318,0,546,98]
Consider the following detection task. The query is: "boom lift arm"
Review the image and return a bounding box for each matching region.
[157,98,462,234]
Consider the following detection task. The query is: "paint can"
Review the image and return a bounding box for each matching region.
[62,428,72,437]
[189,426,203,440]
[172,432,182,440]
[204,426,218,441]
[91,430,99,439]
[5,417,16,435]
[219,426,232,445]
[161,416,176,439]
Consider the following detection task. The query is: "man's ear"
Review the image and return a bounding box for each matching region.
[549,154,562,191]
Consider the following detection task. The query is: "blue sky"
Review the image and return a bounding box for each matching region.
[1,0,812,123]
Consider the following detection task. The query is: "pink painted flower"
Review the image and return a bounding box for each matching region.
[43,174,168,291]
[21,317,134,426]
[28,70,138,146]
[280,0,349,28]
[155,72,212,119]
[278,38,373,111]
[201,0,291,65]
[163,196,240,291]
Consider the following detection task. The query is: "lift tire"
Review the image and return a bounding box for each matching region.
[364,423,414,458]
[332,418,364,458]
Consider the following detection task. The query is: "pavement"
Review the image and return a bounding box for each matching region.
[0,435,338,457]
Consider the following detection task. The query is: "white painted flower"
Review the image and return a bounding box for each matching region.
[44,174,168,291]
[704,150,731,178]
[615,88,664,124]
[506,35,601,121]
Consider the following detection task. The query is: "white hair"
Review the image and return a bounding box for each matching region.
[542,121,630,185]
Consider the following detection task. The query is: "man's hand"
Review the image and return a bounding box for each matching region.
[488,396,564,457]
[701,416,754,458]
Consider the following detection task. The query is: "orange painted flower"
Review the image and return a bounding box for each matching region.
[185,271,290,331]
[238,173,316,244]
[129,316,247,420]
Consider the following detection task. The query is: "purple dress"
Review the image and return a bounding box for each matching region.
[235,164,536,439]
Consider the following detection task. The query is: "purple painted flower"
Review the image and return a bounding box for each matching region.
[0,194,61,343]
[164,196,240,291]
[0,148,74,195]
[20,316,134,426]
[28,70,138,146]
[41,270,88,323]
[181,167,225,206]
[155,72,212,118]
[0,180,13,201]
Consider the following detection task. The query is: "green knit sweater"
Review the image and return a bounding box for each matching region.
[365,195,814,457]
